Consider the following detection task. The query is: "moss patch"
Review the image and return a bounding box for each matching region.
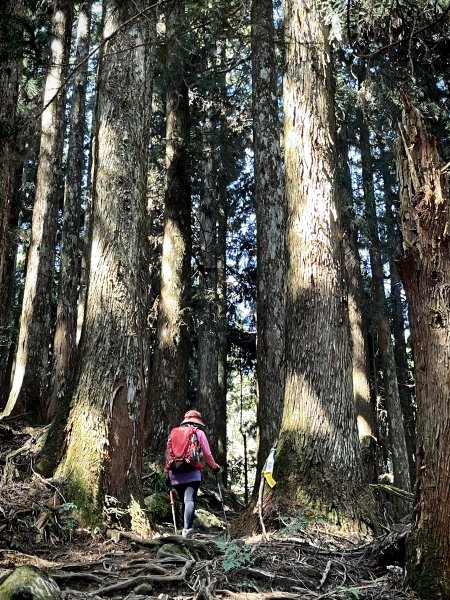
[157,543,192,559]
[196,508,221,529]
[0,565,61,599]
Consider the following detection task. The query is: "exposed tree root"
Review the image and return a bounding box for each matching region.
[0,425,417,600]
[88,558,195,595]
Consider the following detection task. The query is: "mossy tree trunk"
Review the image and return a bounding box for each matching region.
[277,0,372,526]
[47,1,92,421]
[251,0,285,489]
[396,94,450,600]
[2,0,73,423]
[52,0,155,524]
[146,0,192,457]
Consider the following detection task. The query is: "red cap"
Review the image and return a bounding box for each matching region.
[181,410,205,427]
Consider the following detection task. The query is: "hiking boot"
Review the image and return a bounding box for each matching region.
[182,528,193,538]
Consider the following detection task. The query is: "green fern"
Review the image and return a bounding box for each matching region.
[221,542,255,572]
[342,587,361,599]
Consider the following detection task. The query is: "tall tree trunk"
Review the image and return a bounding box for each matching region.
[338,127,377,484]
[0,0,24,290]
[216,163,228,475]
[2,0,73,423]
[146,0,191,457]
[0,164,22,406]
[276,0,372,525]
[0,0,25,399]
[357,73,411,501]
[215,46,231,474]
[397,93,450,600]
[196,40,229,470]
[381,165,416,483]
[76,39,102,347]
[251,0,285,488]
[197,86,219,448]
[389,261,416,477]
[47,1,92,421]
[51,0,155,525]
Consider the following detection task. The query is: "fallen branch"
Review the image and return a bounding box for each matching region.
[370,484,414,501]
[216,591,301,599]
[238,566,316,586]
[318,560,332,589]
[257,477,267,541]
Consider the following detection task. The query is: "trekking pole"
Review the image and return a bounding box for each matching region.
[215,471,230,538]
[169,489,178,535]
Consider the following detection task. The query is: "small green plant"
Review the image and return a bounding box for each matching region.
[9,538,21,550]
[56,502,77,531]
[278,515,309,534]
[40,502,78,541]
[220,541,255,572]
[58,502,77,513]
[341,587,361,599]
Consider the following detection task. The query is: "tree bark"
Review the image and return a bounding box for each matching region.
[397,94,450,600]
[276,0,373,526]
[2,0,73,422]
[251,0,285,489]
[146,0,192,457]
[47,1,92,421]
[52,0,155,524]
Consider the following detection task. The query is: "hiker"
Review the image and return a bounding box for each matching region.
[166,409,220,538]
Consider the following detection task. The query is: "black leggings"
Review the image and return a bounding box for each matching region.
[173,481,200,529]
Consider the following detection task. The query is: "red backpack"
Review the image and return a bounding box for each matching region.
[165,425,203,474]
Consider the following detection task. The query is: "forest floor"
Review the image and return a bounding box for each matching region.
[0,423,416,600]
